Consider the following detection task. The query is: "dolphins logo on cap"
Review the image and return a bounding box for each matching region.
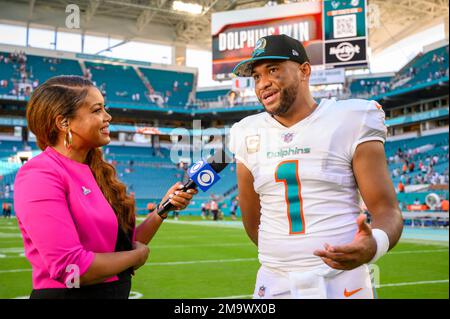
[252,38,267,57]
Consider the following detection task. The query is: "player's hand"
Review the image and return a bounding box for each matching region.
[313,214,377,270]
[159,182,198,214]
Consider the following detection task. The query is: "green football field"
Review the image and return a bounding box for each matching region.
[0,216,448,299]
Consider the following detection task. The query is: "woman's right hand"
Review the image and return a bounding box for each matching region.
[132,241,150,271]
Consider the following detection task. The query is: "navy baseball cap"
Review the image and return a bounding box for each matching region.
[232,34,310,77]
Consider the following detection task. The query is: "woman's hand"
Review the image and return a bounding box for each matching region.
[159,182,198,217]
[132,241,150,271]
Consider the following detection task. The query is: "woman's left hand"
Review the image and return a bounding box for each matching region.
[160,182,198,212]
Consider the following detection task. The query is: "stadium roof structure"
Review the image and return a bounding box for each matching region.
[0,0,448,53]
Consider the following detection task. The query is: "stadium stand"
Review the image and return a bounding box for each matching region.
[85,62,149,104]
[0,50,197,110]
[348,44,449,99]
[27,55,83,85]
[195,88,231,108]
[138,67,194,108]
[391,45,449,89]
[349,76,393,97]
[0,51,83,97]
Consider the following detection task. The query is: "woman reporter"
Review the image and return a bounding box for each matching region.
[13,75,197,299]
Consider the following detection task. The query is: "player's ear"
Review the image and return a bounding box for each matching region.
[299,62,311,79]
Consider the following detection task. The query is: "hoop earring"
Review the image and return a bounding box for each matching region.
[64,128,73,150]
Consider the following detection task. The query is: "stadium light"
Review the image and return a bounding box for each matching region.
[172,1,203,15]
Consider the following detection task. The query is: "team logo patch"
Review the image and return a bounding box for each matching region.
[257,285,266,298]
[252,38,267,57]
[282,132,294,143]
[246,135,260,153]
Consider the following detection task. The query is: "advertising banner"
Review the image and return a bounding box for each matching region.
[212,0,368,81]
[212,2,323,80]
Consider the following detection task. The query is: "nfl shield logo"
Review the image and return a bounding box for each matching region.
[258,285,266,298]
[282,133,294,143]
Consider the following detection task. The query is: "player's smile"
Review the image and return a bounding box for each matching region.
[252,60,301,116]
[261,90,280,106]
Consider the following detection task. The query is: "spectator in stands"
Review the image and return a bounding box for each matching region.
[4,184,10,199]
[14,75,198,299]
[402,162,408,174]
[432,154,439,165]
[391,168,399,179]
[413,198,420,205]
[408,161,415,172]
[397,181,405,193]
[421,162,428,173]
[131,93,140,101]
[441,198,449,212]
[116,90,128,97]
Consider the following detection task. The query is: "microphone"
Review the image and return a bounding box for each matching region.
[157,149,231,218]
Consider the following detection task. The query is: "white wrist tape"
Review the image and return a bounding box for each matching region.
[369,229,390,264]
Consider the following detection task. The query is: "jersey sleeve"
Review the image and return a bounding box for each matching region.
[350,100,387,157]
[227,122,251,170]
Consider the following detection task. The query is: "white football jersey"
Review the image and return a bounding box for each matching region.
[228,98,386,273]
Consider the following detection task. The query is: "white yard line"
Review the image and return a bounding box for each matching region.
[207,279,450,299]
[389,249,448,254]
[0,269,31,274]
[376,279,449,288]
[144,257,258,266]
[0,233,22,238]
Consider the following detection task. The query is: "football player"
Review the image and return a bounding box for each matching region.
[228,35,403,299]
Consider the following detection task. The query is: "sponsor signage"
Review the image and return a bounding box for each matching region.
[212,2,323,80]
[212,1,368,80]
[324,38,367,66]
[323,0,368,67]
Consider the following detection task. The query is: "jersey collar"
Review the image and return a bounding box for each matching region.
[264,98,333,130]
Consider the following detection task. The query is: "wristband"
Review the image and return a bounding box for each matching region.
[369,229,390,264]
[156,205,167,220]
